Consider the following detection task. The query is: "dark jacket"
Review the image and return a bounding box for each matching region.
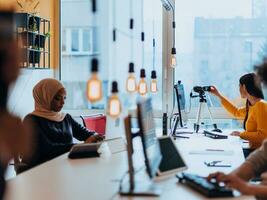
[23,114,94,167]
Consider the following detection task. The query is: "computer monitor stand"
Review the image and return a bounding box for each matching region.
[119,181,161,197]
[174,82,183,128]
[119,115,161,197]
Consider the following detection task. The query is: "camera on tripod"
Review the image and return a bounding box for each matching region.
[190,85,221,133]
[193,86,212,96]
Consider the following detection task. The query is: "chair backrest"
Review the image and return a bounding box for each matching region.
[80,114,106,136]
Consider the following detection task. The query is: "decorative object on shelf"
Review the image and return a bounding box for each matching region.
[15,12,50,69]
[138,68,148,95]
[107,0,122,117]
[161,0,176,68]
[16,0,40,14]
[35,31,50,49]
[138,0,148,96]
[28,45,40,64]
[126,0,137,93]
[87,58,102,103]
[107,81,122,118]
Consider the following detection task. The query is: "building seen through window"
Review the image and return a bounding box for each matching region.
[61,0,162,111]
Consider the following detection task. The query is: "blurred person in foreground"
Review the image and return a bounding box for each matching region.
[0,10,32,199]
[207,61,267,199]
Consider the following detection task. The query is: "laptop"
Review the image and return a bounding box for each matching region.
[137,98,187,177]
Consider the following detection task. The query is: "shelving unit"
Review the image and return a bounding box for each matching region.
[14,13,51,69]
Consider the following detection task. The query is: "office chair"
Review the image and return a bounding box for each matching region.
[80,114,106,136]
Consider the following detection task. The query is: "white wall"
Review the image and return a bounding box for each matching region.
[7,69,54,118]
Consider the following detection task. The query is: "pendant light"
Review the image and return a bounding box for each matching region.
[138,0,148,96]
[126,62,136,92]
[126,0,137,93]
[87,0,102,102]
[161,0,176,68]
[171,47,176,68]
[87,58,102,102]
[107,81,122,118]
[108,0,122,117]
[151,70,157,93]
[150,9,158,93]
[139,68,148,95]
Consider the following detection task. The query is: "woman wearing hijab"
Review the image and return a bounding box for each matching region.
[23,78,103,168]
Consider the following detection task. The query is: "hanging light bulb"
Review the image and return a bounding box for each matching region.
[86,58,102,103]
[126,62,136,92]
[138,68,148,95]
[171,47,177,68]
[150,70,158,93]
[108,81,122,118]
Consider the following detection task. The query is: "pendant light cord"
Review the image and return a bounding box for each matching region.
[130,0,134,62]
[112,0,117,79]
[91,0,98,58]
[169,1,175,49]
[152,1,155,71]
[141,0,145,69]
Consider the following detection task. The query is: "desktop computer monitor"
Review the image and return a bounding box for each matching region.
[137,98,162,179]
[176,82,185,110]
[174,81,186,127]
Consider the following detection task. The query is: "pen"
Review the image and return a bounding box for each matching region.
[205,149,224,152]
[173,135,190,139]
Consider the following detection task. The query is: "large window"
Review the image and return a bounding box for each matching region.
[61,0,163,112]
[62,27,96,55]
[175,0,267,119]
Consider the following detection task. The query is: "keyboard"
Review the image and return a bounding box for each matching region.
[177,173,233,198]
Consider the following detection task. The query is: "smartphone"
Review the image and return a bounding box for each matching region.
[205,160,232,167]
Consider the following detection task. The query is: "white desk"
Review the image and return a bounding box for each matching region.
[4,131,255,200]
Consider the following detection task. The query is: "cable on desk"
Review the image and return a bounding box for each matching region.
[117,165,145,195]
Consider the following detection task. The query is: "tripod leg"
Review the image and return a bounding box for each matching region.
[206,103,221,132]
[194,102,203,133]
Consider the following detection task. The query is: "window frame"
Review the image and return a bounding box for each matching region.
[58,0,235,120]
[61,27,97,56]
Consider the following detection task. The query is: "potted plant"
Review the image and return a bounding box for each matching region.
[19,31,36,47]
[28,15,40,32]
[16,0,40,32]
[35,32,50,49]
[29,46,41,64]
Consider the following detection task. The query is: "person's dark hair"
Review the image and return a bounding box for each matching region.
[239,73,264,130]
[256,58,267,86]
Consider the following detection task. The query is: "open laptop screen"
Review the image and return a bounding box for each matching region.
[137,98,162,179]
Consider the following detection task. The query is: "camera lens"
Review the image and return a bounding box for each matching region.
[203,86,211,92]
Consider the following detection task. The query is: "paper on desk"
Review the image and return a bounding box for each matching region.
[189,150,234,156]
[105,137,126,154]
